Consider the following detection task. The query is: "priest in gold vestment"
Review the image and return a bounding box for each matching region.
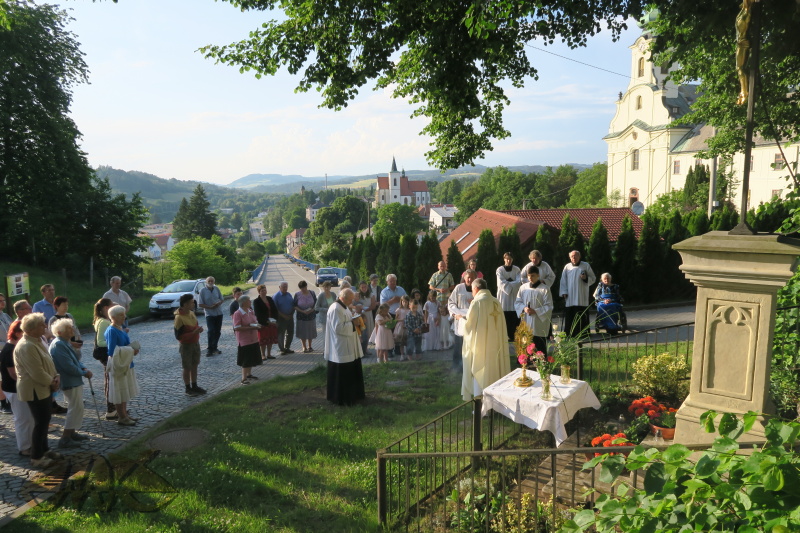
[462,278,511,401]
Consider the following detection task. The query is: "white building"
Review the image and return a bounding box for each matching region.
[375,157,431,207]
[429,205,459,230]
[306,201,328,222]
[605,16,796,209]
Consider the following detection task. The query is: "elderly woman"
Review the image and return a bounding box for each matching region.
[14,313,62,468]
[294,280,318,353]
[314,281,337,338]
[232,295,263,385]
[594,273,625,334]
[253,284,278,360]
[105,305,139,426]
[1,321,34,456]
[47,296,83,359]
[50,318,92,448]
[323,288,365,405]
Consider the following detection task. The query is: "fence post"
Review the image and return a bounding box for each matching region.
[377,451,387,525]
[472,397,482,452]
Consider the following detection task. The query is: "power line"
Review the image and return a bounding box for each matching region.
[526,44,632,80]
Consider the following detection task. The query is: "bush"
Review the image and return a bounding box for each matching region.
[631,352,690,405]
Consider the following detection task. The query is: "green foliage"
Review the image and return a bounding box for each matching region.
[631,352,690,405]
[556,215,584,274]
[748,196,800,232]
[359,235,378,282]
[475,229,498,294]
[414,232,443,293]
[346,236,362,285]
[167,236,238,284]
[587,218,612,282]
[432,178,464,204]
[446,240,465,284]
[372,203,426,241]
[612,215,637,301]
[173,185,218,241]
[497,226,524,268]
[646,189,685,219]
[454,183,492,222]
[684,209,710,236]
[635,212,663,302]
[708,203,739,231]
[531,225,555,266]
[771,269,800,417]
[397,234,419,290]
[623,414,651,445]
[566,163,608,208]
[0,3,147,277]
[565,412,800,533]
[263,239,282,255]
[535,165,579,209]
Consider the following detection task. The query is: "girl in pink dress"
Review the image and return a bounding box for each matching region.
[373,304,395,363]
[423,290,440,351]
[393,295,410,361]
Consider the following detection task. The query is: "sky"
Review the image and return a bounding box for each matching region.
[54,0,643,186]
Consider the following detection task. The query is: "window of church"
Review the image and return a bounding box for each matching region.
[638,57,645,77]
[772,189,783,199]
[393,178,397,186]
[774,153,786,170]
[673,160,681,174]
[660,65,669,74]
[750,155,754,169]
[631,149,640,170]
[636,96,642,110]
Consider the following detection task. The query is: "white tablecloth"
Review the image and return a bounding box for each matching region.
[481,368,601,446]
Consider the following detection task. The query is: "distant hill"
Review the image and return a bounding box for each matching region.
[226,163,593,193]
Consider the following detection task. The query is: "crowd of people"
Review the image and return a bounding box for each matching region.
[0,251,618,466]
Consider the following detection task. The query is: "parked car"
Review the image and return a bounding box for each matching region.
[148,279,205,318]
[315,268,339,287]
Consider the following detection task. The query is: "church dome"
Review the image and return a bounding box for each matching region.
[636,8,660,29]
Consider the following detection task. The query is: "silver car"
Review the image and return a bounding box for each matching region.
[148,279,205,318]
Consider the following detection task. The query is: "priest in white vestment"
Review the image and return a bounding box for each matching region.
[558,250,596,337]
[324,288,365,405]
[461,278,510,401]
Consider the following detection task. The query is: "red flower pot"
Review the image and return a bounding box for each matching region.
[650,424,675,440]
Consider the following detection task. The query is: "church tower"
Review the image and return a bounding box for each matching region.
[388,156,402,199]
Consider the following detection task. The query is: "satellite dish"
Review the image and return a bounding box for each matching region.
[631,201,645,215]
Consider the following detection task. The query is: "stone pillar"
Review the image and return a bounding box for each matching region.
[672,232,800,445]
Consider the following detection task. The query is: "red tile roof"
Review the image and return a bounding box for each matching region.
[438,209,543,263]
[377,175,429,195]
[500,208,643,240]
[288,228,307,239]
[377,176,388,189]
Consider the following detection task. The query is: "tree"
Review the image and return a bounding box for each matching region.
[556,215,584,270]
[635,212,663,302]
[684,209,710,236]
[173,185,218,240]
[532,225,556,266]
[413,232,443,292]
[346,236,363,284]
[613,215,638,301]
[498,226,524,268]
[359,235,378,281]
[433,179,463,204]
[709,204,739,231]
[535,165,579,208]
[397,234,418,290]
[586,218,612,283]
[566,163,608,208]
[167,237,235,283]
[372,203,426,240]
[454,183,492,222]
[201,1,639,170]
[445,240,465,284]
[284,206,309,231]
[475,229,498,294]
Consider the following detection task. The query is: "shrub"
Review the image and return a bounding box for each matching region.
[631,352,690,405]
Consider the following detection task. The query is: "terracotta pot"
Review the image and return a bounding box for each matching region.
[650,424,676,440]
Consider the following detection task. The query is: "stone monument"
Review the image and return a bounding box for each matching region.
[672,231,800,445]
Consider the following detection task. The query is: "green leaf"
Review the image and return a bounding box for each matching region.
[763,464,785,491]
[742,411,759,433]
[711,436,739,455]
[718,412,744,439]
[626,446,658,470]
[662,444,692,463]
[700,410,717,433]
[694,454,721,478]
[573,509,596,528]
[644,462,667,494]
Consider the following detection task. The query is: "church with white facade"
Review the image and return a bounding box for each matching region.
[605,17,796,210]
[375,157,431,207]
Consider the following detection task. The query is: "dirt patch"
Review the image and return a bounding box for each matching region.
[148,428,209,453]
[249,387,329,415]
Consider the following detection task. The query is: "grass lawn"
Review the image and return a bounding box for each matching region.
[7,361,465,532]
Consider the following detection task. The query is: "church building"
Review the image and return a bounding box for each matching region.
[605,13,796,210]
[375,157,431,207]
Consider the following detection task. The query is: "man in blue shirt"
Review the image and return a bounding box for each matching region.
[273,281,295,355]
[198,276,224,357]
[33,284,56,339]
[379,274,406,317]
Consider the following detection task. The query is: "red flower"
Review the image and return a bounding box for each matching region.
[635,408,645,416]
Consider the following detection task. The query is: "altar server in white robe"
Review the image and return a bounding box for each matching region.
[559,250,596,337]
[324,288,365,405]
[462,278,510,401]
[496,252,522,342]
[515,266,554,354]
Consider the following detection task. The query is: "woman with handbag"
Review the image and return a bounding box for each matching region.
[253,284,279,360]
[294,280,317,353]
[92,298,116,418]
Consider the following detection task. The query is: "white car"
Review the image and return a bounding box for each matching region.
[148,279,205,318]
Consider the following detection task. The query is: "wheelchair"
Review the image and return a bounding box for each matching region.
[595,299,627,334]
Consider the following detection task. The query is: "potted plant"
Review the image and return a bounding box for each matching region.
[582,420,619,460]
[629,396,678,439]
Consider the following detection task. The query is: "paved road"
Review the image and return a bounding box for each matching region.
[0,254,696,521]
